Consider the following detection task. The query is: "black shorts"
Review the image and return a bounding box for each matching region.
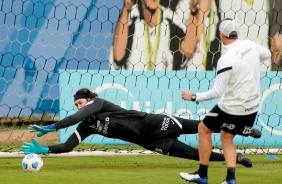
[143,114,183,139]
[203,105,257,136]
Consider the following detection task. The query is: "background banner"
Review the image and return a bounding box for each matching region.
[59,70,282,147]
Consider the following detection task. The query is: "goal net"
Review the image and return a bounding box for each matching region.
[0,0,281,156]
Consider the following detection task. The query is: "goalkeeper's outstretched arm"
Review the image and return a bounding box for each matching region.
[28,98,103,137]
[47,132,81,153]
[22,129,90,154]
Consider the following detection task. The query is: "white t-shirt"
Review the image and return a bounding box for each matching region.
[220,0,271,71]
[196,39,271,115]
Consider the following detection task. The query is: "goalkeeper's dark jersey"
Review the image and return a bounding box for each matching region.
[55,97,182,145]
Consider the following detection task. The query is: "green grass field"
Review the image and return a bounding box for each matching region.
[1,154,281,184]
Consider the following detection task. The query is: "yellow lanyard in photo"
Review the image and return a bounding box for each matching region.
[202,1,215,68]
[245,0,254,6]
[145,7,161,70]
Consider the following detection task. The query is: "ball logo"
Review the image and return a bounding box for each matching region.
[32,162,39,169]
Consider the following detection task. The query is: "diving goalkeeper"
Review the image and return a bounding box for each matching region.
[21,88,261,167]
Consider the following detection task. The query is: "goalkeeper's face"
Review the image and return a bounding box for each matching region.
[75,98,89,110]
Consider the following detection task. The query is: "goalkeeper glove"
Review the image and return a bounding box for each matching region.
[29,124,57,137]
[21,138,49,155]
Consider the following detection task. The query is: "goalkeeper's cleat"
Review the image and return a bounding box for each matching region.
[221,179,237,184]
[249,128,262,138]
[179,172,208,184]
[236,153,252,167]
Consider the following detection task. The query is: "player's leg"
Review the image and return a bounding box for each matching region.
[220,111,257,184]
[194,121,213,182]
[143,137,252,167]
[143,137,223,161]
[180,105,221,183]
[169,138,224,161]
[221,130,236,183]
[178,117,201,134]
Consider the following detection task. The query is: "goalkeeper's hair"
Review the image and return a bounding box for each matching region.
[75,88,98,99]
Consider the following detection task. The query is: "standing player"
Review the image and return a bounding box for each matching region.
[22,88,259,167]
[180,19,271,184]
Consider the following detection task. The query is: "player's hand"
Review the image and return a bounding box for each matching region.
[271,32,282,65]
[21,138,49,155]
[29,124,56,137]
[182,90,193,101]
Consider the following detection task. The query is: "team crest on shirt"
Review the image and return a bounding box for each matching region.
[94,117,110,134]
[88,116,110,135]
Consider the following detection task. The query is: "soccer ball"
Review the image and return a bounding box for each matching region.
[22,154,43,172]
